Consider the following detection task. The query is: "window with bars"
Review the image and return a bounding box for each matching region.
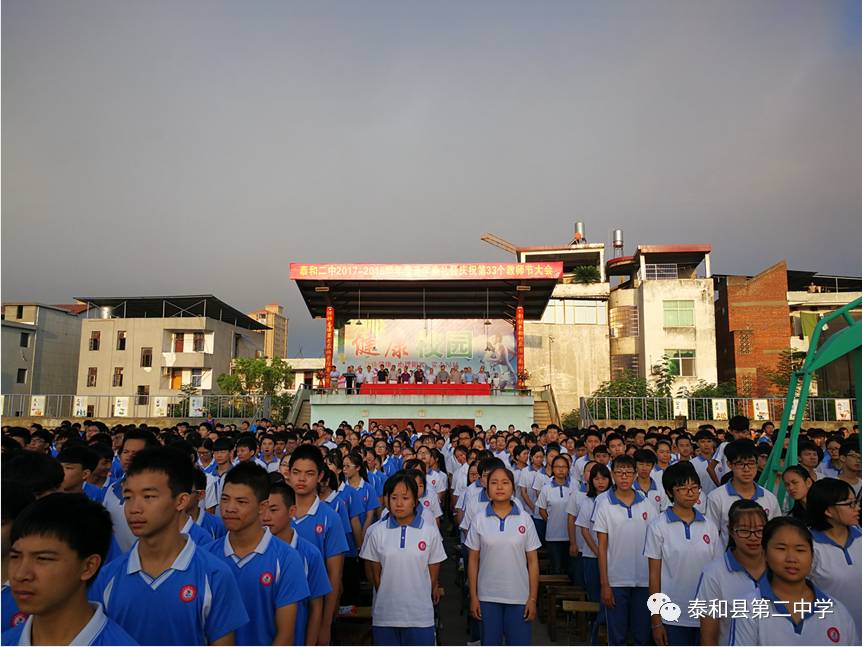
[140,347,152,367]
[136,385,150,405]
[87,367,98,387]
[738,330,752,354]
[645,263,679,280]
[665,349,696,377]
[191,369,202,388]
[117,331,127,351]
[610,306,639,338]
[112,367,124,387]
[663,300,695,327]
[193,332,205,352]
[89,331,101,351]
[611,354,640,378]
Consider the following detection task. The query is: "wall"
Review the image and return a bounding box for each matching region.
[1,322,34,394]
[30,308,82,394]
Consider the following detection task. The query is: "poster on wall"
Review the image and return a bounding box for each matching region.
[835,399,852,421]
[336,319,517,388]
[153,397,168,417]
[114,397,129,417]
[29,396,46,417]
[73,396,88,417]
[189,396,204,418]
[673,398,689,417]
[712,399,728,421]
[752,399,770,421]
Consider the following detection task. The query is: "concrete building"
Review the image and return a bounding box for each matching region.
[283,357,325,393]
[715,263,862,396]
[248,304,289,359]
[73,295,266,417]
[1,303,85,396]
[606,245,718,393]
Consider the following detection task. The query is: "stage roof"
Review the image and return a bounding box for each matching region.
[73,295,268,330]
[290,262,563,322]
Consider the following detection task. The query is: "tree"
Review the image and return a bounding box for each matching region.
[572,265,601,284]
[650,354,676,398]
[766,348,806,393]
[216,357,294,420]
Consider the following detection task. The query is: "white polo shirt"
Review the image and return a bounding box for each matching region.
[705,481,780,549]
[643,509,721,628]
[572,454,591,484]
[694,550,764,646]
[418,490,443,519]
[528,470,551,519]
[464,502,542,605]
[452,462,470,499]
[692,455,719,496]
[575,497,601,558]
[566,486,589,552]
[591,489,652,587]
[426,469,448,496]
[359,514,447,628]
[730,576,858,646]
[102,479,135,552]
[810,526,862,635]
[634,476,669,514]
[537,480,573,541]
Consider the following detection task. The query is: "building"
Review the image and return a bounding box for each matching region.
[72,295,266,417]
[1,303,86,396]
[606,244,718,392]
[715,262,862,396]
[248,304,289,359]
[283,357,325,393]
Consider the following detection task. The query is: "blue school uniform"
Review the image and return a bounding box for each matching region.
[83,482,106,504]
[323,491,353,547]
[89,536,248,645]
[109,455,124,481]
[199,460,218,475]
[207,529,310,646]
[286,529,333,646]
[181,516,216,546]
[383,456,402,477]
[368,470,387,498]
[342,480,381,556]
[2,603,137,646]
[198,510,227,540]
[1,585,26,631]
[291,497,349,561]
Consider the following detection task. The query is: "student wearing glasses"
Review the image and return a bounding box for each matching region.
[807,478,862,636]
[705,440,779,549]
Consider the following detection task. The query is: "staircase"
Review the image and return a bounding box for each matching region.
[286,387,312,427]
[295,399,311,427]
[533,399,553,428]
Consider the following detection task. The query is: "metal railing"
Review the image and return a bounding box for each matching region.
[585,397,857,423]
[1,394,270,420]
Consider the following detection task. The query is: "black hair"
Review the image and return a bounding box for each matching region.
[224,461,270,503]
[838,437,859,457]
[57,445,99,472]
[1,480,36,523]
[11,493,112,580]
[6,452,63,497]
[477,456,505,477]
[383,472,419,502]
[782,465,813,484]
[344,451,369,481]
[8,428,31,445]
[126,446,194,497]
[587,463,612,498]
[806,478,855,531]
[191,467,208,492]
[120,430,158,452]
[484,465,516,489]
[611,454,636,471]
[321,467,340,492]
[235,434,258,453]
[661,461,701,503]
[289,445,325,473]
[593,444,610,456]
[551,454,570,471]
[724,439,758,464]
[726,500,768,550]
[762,516,813,553]
[403,458,426,474]
[633,449,657,465]
[88,442,114,463]
[213,436,234,452]
[729,415,749,432]
[797,440,823,462]
[269,481,297,509]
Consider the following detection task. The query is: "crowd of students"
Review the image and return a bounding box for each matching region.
[331,362,514,392]
[0,415,860,646]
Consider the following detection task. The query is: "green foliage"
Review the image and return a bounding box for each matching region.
[766,348,805,392]
[572,265,601,284]
[651,355,676,398]
[217,357,293,397]
[270,393,295,423]
[676,380,738,398]
[561,409,580,429]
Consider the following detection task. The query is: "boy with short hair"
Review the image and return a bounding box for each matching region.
[1,481,35,631]
[692,430,719,495]
[837,438,861,496]
[181,468,226,544]
[208,462,309,645]
[2,493,136,646]
[57,445,106,503]
[89,447,248,645]
[633,449,667,513]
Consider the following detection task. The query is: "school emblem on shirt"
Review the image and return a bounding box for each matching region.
[418,541,427,551]
[518,525,526,534]
[642,512,648,521]
[431,480,437,486]
[10,612,27,627]
[827,627,840,643]
[703,534,711,544]
[179,584,197,603]
[315,523,324,535]
[655,495,661,502]
[260,571,274,586]
[423,500,430,507]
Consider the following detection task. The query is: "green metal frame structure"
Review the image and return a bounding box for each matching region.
[759,295,862,496]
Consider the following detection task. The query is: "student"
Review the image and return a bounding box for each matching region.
[404,459,444,522]
[57,445,106,503]
[5,452,63,499]
[705,440,780,549]
[576,464,612,604]
[696,500,767,646]
[730,517,858,645]
[339,451,379,605]
[1,482,35,632]
[466,466,540,646]
[2,494,137,646]
[798,440,823,482]
[633,449,668,513]
[518,446,545,532]
[89,446,248,645]
[537,454,573,574]
[181,468,227,544]
[818,437,843,478]
[837,439,861,496]
[782,465,814,522]
[360,473,446,646]
[206,437,235,514]
[287,445,348,647]
[593,454,654,646]
[807,478,862,634]
[208,462,309,645]
[573,431,602,484]
[644,461,720,646]
[196,439,218,475]
[262,481,332,647]
[86,443,115,490]
[692,430,720,495]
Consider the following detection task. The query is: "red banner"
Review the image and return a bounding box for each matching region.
[290,262,563,281]
[324,306,334,388]
[359,383,491,396]
[515,306,525,388]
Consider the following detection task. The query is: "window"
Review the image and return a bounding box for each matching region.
[19,332,30,348]
[665,350,696,377]
[16,368,27,384]
[16,305,24,319]
[610,306,639,338]
[738,330,752,354]
[663,300,695,327]
[136,385,150,406]
[140,347,153,367]
[116,331,127,351]
[573,300,607,325]
[174,334,184,353]
[611,354,639,379]
[89,331,101,351]
[112,367,124,387]
[190,369,202,388]
[193,332,205,352]
[87,367,98,387]
[646,263,679,280]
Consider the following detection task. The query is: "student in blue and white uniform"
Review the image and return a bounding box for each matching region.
[573,431,602,485]
[575,464,612,604]
[89,447,249,645]
[204,437,235,515]
[730,517,859,646]
[196,438,218,475]
[341,451,381,604]
[360,473,447,645]
[692,430,720,496]
[518,447,546,538]
[101,430,157,552]
[706,440,779,549]
[57,445,107,504]
[466,465,541,646]
[537,454,573,574]
[696,500,767,646]
[404,459,444,524]
[807,478,862,635]
[2,494,137,646]
[634,449,669,513]
[208,462,310,645]
[644,461,721,646]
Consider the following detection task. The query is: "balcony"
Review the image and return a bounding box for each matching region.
[161,352,211,368]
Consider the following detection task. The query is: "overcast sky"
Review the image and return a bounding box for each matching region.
[3,1,861,356]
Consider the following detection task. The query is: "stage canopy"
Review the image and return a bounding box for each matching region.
[290,262,563,323]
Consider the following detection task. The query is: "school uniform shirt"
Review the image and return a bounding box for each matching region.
[1,584,26,631]
[360,514,447,628]
[705,482,780,549]
[208,528,310,646]
[342,479,381,555]
[458,488,491,533]
[810,526,862,635]
[256,456,281,473]
[198,460,218,476]
[367,470,387,498]
[730,576,858,646]
[591,489,653,588]
[692,455,719,496]
[575,499,600,558]
[181,516,216,546]
[419,490,443,519]
[493,450,512,469]
[322,490,353,547]
[536,480,573,541]
[89,535,248,646]
[102,478,136,553]
[109,455,124,482]
[204,471,229,513]
[528,470,551,520]
[83,481,107,504]
[643,509,721,628]
[291,496,350,562]
[426,469,448,497]
[634,477,669,513]
[452,462,470,499]
[195,510,227,541]
[381,503,437,529]
[464,502,542,605]
[572,454,591,484]
[285,528,333,644]
[382,456,403,477]
[1,603,137,646]
[565,486,588,547]
[695,550,764,646]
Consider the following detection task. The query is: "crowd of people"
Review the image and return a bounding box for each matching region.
[331,362,516,392]
[0,416,860,646]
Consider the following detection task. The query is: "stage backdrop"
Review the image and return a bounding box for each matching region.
[334,319,517,388]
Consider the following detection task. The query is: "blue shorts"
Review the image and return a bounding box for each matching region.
[372,625,436,646]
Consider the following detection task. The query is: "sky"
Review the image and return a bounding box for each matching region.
[3,1,861,356]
